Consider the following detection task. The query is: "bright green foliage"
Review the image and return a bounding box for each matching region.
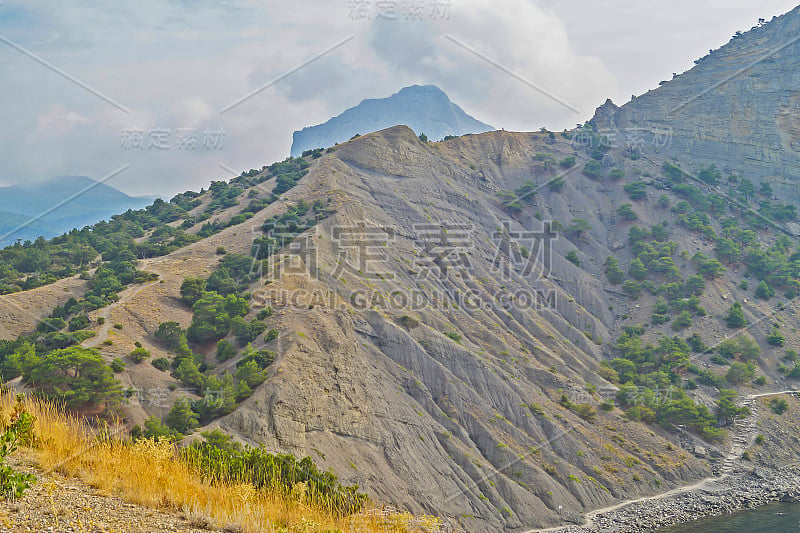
[628,258,647,280]
[755,280,775,300]
[233,318,268,347]
[698,164,721,185]
[182,436,368,515]
[206,254,258,296]
[662,162,685,182]
[445,331,462,343]
[559,156,576,168]
[565,250,581,267]
[726,361,755,385]
[128,347,151,363]
[566,218,592,238]
[110,358,125,373]
[617,204,638,221]
[515,180,538,204]
[724,302,748,328]
[622,280,641,298]
[767,327,785,346]
[715,389,748,425]
[497,191,523,214]
[67,315,89,332]
[583,160,602,178]
[770,398,789,414]
[604,257,625,284]
[19,346,121,409]
[671,311,692,331]
[623,181,647,200]
[151,357,170,371]
[693,253,726,279]
[609,168,625,180]
[216,340,237,362]
[165,397,199,434]
[186,292,249,343]
[180,278,206,305]
[716,335,760,361]
[0,397,37,500]
[130,415,182,442]
[154,322,185,350]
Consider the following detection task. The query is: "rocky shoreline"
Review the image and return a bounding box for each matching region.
[544,466,800,532]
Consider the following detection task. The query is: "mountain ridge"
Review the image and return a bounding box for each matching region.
[290,84,494,157]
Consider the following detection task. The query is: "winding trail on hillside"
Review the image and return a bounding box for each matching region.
[528,390,799,533]
[83,260,166,349]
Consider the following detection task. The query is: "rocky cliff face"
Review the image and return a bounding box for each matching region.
[290,85,493,157]
[600,5,800,200]
[210,126,713,531]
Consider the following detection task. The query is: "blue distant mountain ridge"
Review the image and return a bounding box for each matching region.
[290,85,494,157]
[0,176,152,247]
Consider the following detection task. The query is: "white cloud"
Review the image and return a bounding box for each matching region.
[0,0,797,195]
[35,105,88,135]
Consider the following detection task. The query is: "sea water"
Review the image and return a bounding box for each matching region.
[661,502,800,532]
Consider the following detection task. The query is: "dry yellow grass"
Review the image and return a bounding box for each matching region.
[3,393,441,532]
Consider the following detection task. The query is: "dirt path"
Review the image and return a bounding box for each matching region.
[528,390,798,532]
[1,456,215,532]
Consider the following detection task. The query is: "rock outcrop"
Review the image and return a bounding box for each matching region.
[603,5,800,199]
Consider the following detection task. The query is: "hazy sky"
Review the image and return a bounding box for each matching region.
[1,0,797,197]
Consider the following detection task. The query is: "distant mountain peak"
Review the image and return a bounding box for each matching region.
[290,85,493,157]
[0,175,152,246]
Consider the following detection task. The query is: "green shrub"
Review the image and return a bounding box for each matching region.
[18,346,122,409]
[767,327,785,346]
[110,358,126,373]
[445,331,462,343]
[726,362,755,385]
[0,397,37,500]
[182,436,368,514]
[770,398,789,415]
[256,307,273,320]
[165,397,199,434]
[755,280,775,300]
[623,181,647,200]
[151,357,170,372]
[565,250,581,267]
[548,177,565,192]
[128,347,151,363]
[724,302,748,328]
[180,277,207,306]
[559,156,576,168]
[131,415,182,442]
[216,340,237,362]
[609,168,625,180]
[398,315,420,329]
[617,204,638,221]
[671,311,692,331]
[68,315,89,332]
[583,160,602,178]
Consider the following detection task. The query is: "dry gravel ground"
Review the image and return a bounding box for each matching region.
[0,458,217,533]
